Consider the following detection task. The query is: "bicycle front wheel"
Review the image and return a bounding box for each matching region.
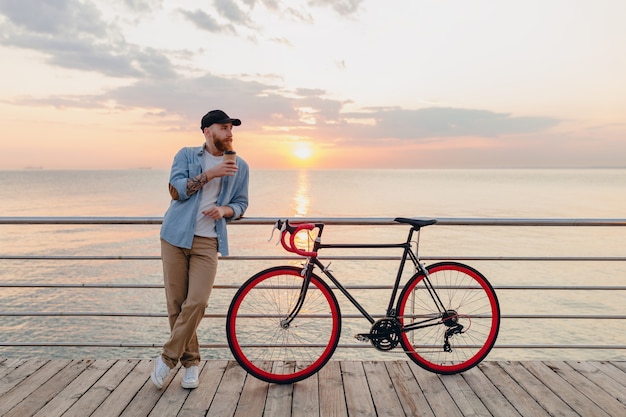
[226,266,341,384]
[397,262,500,374]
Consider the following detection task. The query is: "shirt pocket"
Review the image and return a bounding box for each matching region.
[188,163,202,178]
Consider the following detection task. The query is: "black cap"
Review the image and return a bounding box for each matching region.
[201,110,241,130]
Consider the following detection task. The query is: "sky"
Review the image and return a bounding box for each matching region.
[0,0,625,170]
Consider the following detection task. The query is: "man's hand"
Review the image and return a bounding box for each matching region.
[209,160,238,178]
[202,205,234,220]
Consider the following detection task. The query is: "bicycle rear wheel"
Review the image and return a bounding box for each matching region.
[226,266,341,384]
[397,262,500,374]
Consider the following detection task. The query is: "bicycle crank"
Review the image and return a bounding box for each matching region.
[354,318,401,351]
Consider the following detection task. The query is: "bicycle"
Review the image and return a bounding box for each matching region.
[226,218,500,384]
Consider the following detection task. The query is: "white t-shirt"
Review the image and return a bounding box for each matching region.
[194,152,223,238]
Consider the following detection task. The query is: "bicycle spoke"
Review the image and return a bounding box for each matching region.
[398,262,500,374]
[226,266,341,384]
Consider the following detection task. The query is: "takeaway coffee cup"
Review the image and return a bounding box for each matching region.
[224,150,236,162]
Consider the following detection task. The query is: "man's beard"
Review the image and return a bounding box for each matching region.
[214,139,227,152]
[214,138,232,152]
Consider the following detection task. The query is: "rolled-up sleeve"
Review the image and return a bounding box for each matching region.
[168,148,201,201]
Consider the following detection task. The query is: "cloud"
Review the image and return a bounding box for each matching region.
[117,81,557,144]
[339,107,560,139]
[120,0,164,13]
[214,0,251,25]
[0,0,558,145]
[0,0,176,78]
[308,0,364,16]
[178,0,360,35]
[177,0,310,35]
[0,0,107,36]
[102,75,313,128]
[0,0,363,81]
[177,8,237,34]
[8,67,559,143]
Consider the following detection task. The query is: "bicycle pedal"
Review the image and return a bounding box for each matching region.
[354,334,370,342]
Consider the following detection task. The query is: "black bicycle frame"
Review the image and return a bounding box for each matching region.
[284,225,448,328]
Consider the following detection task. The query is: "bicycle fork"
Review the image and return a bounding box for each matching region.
[279,263,313,329]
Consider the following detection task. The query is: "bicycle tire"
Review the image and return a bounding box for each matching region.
[397,261,500,374]
[226,266,341,384]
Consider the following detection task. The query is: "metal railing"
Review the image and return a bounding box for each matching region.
[1,216,625,359]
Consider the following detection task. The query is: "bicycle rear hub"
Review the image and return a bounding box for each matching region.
[442,309,459,326]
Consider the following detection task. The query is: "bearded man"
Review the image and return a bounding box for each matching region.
[151,110,249,390]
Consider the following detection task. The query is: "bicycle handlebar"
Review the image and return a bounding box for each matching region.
[276,219,321,257]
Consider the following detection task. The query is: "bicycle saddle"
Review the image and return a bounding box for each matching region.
[394,218,437,229]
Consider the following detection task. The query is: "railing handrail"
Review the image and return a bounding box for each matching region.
[1,216,624,356]
[2,255,626,262]
[1,216,626,226]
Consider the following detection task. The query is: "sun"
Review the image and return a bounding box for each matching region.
[292,142,313,160]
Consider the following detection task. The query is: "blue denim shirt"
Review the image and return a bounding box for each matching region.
[160,145,249,256]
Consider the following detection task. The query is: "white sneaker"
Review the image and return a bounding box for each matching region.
[181,365,199,389]
[150,356,171,389]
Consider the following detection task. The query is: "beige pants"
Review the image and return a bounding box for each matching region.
[160,236,218,368]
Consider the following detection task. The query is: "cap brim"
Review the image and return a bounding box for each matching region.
[216,118,241,126]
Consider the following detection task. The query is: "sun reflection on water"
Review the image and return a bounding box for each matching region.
[291,169,318,253]
[293,170,310,217]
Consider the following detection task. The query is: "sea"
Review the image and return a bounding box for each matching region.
[0,168,624,362]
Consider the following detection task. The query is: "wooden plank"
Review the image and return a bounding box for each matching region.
[593,361,626,387]
[461,363,521,417]
[478,361,548,417]
[341,361,376,417]
[91,359,153,417]
[178,360,229,417]
[206,360,248,417]
[3,359,94,417]
[264,362,294,417]
[292,365,320,417]
[498,361,576,417]
[63,359,139,417]
[318,360,348,417]
[233,369,269,417]
[408,362,464,417]
[0,358,47,397]
[265,378,293,416]
[147,365,193,417]
[119,360,179,417]
[545,361,626,417]
[386,360,436,417]
[0,358,26,380]
[362,360,405,417]
[438,371,492,417]
[610,360,626,374]
[0,359,70,416]
[33,359,116,417]
[101,359,168,417]
[566,361,626,405]
[523,361,611,417]
[0,359,623,417]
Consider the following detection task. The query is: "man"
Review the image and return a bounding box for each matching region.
[151,110,249,389]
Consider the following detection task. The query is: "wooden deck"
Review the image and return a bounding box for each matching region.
[0,358,624,417]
